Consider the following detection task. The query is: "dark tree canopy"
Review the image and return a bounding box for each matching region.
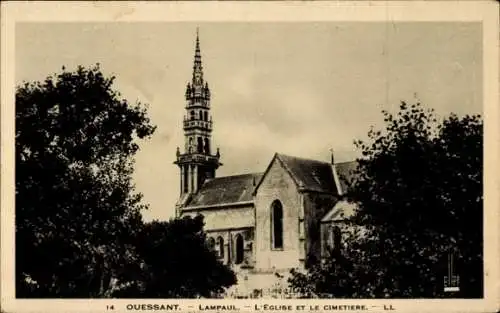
[16,64,156,297]
[16,64,236,298]
[116,215,237,298]
[289,101,483,298]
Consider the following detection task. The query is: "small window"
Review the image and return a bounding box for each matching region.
[217,236,224,258]
[235,234,244,264]
[188,137,193,153]
[207,237,215,251]
[271,200,283,249]
[197,137,203,153]
[204,111,208,121]
[329,226,342,251]
[183,165,188,193]
[204,138,210,154]
[190,111,195,120]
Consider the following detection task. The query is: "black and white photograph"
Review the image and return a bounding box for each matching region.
[1,2,499,312]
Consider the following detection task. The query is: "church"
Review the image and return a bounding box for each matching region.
[174,31,358,296]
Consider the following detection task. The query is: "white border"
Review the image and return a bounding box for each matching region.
[1,2,499,313]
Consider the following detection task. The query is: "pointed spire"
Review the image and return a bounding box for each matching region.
[195,27,201,62]
[192,27,204,86]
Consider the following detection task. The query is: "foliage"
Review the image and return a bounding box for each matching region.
[115,215,237,298]
[16,64,236,298]
[289,101,483,298]
[16,64,155,297]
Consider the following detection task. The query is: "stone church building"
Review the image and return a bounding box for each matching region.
[174,32,358,295]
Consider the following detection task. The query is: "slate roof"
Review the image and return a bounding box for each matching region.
[183,154,358,209]
[321,200,358,222]
[276,154,337,193]
[334,161,358,194]
[186,173,263,207]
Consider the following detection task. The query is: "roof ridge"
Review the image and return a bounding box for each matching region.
[274,153,304,188]
[276,152,331,165]
[211,172,262,180]
[276,152,357,166]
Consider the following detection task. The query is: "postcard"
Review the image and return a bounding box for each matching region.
[1,1,499,313]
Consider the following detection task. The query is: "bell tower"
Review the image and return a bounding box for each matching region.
[175,29,222,201]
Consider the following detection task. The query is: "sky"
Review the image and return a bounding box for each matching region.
[15,22,482,221]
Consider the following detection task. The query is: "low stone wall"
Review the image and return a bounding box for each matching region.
[222,270,305,299]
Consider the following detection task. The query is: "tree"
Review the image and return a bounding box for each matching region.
[289,101,483,298]
[115,215,237,298]
[16,64,156,297]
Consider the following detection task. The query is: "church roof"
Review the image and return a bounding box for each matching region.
[334,160,358,194]
[276,154,337,193]
[184,154,359,209]
[321,200,358,222]
[186,173,263,207]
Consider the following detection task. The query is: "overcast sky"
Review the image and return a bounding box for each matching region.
[16,22,482,221]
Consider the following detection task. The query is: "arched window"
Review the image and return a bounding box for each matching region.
[235,234,244,264]
[204,111,208,121]
[190,110,195,120]
[183,165,188,193]
[333,226,341,250]
[207,237,215,251]
[217,236,224,258]
[197,137,203,153]
[204,138,210,154]
[329,226,342,252]
[271,200,283,249]
[188,137,193,153]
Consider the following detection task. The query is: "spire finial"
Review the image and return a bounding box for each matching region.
[192,28,203,85]
[329,148,335,165]
[195,27,201,59]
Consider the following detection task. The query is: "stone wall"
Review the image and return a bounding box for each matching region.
[223,270,297,299]
[303,193,337,265]
[254,158,302,271]
[205,227,255,268]
[181,205,254,231]
[182,206,256,268]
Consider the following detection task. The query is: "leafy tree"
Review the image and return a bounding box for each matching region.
[289,101,483,298]
[115,215,237,298]
[16,64,156,297]
[16,65,237,298]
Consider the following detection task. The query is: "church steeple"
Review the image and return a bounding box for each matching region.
[175,29,222,200]
[192,28,204,86]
